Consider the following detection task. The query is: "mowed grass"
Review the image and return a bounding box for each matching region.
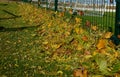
[0,2,75,77]
[0,2,45,77]
[0,2,32,28]
[0,2,119,77]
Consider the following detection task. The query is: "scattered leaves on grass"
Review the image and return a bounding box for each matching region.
[0,2,120,77]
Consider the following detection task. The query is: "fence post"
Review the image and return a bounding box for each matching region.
[115,0,120,37]
[55,0,58,11]
[38,0,40,6]
[22,0,28,2]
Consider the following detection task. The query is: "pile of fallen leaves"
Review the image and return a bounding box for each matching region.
[35,9,120,76]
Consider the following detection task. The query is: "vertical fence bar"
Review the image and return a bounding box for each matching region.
[38,0,40,6]
[112,1,115,32]
[55,0,58,11]
[115,0,120,37]
[101,0,105,30]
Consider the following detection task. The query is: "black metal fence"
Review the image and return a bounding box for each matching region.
[23,0,120,44]
[37,0,115,32]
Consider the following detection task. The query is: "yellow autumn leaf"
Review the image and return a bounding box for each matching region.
[114,52,119,58]
[75,28,84,34]
[57,70,63,74]
[76,44,83,50]
[75,28,79,34]
[84,55,92,59]
[51,44,62,49]
[91,26,97,31]
[42,41,48,45]
[97,39,107,49]
[65,31,70,36]
[93,51,98,56]
[104,32,113,39]
[75,17,81,23]
[48,22,52,27]
[79,28,84,34]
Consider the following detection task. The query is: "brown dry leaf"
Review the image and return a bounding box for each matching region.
[79,11,84,16]
[104,32,112,39]
[59,12,64,17]
[69,9,73,14]
[71,39,79,47]
[117,35,120,39]
[108,40,116,49]
[96,49,106,54]
[85,20,91,27]
[97,39,107,49]
[115,73,120,77]
[82,36,88,42]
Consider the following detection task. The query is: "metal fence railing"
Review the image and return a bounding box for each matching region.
[37,0,115,31]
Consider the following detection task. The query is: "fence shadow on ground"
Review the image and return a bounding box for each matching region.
[0,3,8,6]
[0,10,21,20]
[0,26,28,32]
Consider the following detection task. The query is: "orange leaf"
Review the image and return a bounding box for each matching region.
[73,68,88,77]
[73,69,83,77]
[59,12,64,17]
[83,69,88,77]
[97,39,106,49]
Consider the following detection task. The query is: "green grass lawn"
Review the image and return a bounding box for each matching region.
[0,2,120,77]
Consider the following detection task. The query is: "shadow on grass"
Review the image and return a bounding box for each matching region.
[0,10,21,20]
[0,26,28,32]
[0,4,8,6]
[0,23,43,32]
